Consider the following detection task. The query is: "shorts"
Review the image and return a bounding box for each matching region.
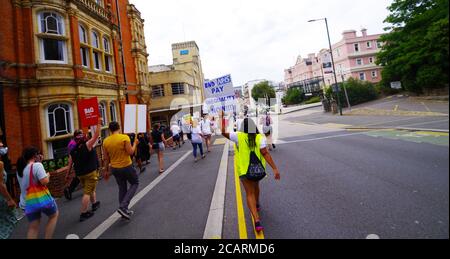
[26,200,58,222]
[78,170,99,195]
[173,134,180,142]
[152,142,165,151]
[239,175,263,182]
[203,134,212,139]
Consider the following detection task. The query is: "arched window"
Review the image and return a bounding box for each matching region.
[79,24,89,68]
[99,102,107,126]
[47,103,72,137]
[103,36,112,73]
[109,102,117,122]
[91,31,100,49]
[91,31,102,70]
[38,11,67,63]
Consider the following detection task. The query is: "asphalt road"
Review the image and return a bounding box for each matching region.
[9,98,449,239]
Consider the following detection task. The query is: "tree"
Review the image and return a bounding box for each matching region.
[251,81,276,103]
[376,0,449,93]
[282,87,304,105]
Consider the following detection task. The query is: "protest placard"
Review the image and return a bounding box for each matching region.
[124,104,147,133]
[77,97,99,127]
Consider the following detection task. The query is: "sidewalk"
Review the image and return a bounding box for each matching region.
[279,102,322,114]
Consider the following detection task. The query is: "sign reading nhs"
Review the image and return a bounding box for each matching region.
[180,50,189,55]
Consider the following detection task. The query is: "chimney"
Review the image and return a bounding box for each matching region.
[361,28,367,37]
[342,30,357,39]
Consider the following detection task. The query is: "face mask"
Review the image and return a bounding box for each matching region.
[0,147,8,156]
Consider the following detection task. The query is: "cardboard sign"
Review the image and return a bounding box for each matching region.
[124,104,147,134]
[77,97,99,127]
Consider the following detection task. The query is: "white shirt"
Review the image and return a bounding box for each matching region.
[229,132,267,149]
[236,119,244,131]
[191,125,203,143]
[200,119,212,135]
[171,125,180,135]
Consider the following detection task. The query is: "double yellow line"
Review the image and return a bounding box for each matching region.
[234,153,265,239]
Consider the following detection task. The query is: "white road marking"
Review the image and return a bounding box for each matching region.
[66,234,80,239]
[203,143,229,239]
[84,151,192,239]
[277,132,368,145]
[366,234,380,239]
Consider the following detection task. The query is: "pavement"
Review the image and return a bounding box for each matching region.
[9,95,449,239]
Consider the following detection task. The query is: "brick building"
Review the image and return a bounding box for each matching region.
[0,0,151,164]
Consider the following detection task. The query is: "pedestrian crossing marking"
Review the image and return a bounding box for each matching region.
[214,138,227,145]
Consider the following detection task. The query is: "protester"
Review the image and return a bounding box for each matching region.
[182,117,192,141]
[200,114,213,152]
[16,147,59,239]
[102,122,139,220]
[190,119,206,162]
[177,119,185,144]
[67,118,102,222]
[260,111,276,151]
[170,123,182,150]
[136,133,150,173]
[64,138,80,201]
[150,123,170,174]
[0,144,18,239]
[220,111,280,232]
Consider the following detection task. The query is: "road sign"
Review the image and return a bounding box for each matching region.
[391,81,402,89]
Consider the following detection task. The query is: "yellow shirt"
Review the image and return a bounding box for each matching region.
[103,133,132,169]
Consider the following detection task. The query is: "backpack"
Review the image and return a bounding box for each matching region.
[246,150,266,181]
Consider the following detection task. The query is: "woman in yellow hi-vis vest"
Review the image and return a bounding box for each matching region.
[219,111,280,232]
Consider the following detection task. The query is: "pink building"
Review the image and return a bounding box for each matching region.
[285,29,384,90]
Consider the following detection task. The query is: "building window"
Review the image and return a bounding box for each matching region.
[371,71,378,78]
[354,43,360,52]
[367,41,372,48]
[95,0,103,7]
[38,12,66,63]
[103,37,112,73]
[99,102,107,126]
[171,83,185,95]
[109,102,117,122]
[79,25,87,43]
[356,58,363,66]
[80,48,89,68]
[93,51,102,70]
[377,41,382,48]
[359,72,366,80]
[92,31,100,49]
[369,57,374,64]
[47,103,72,137]
[152,85,165,98]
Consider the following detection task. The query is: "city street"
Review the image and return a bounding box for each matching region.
[9,97,449,239]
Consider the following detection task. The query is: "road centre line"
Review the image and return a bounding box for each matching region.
[234,145,248,239]
[84,151,192,239]
[203,143,229,239]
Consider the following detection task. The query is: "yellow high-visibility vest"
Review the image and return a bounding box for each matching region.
[234,132,266,177]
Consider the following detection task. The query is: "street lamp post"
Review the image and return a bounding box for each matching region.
[308,18,342,115]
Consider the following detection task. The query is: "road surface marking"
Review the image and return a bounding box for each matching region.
[366,234,380,239]
[66,234,80,239]
[203,143,229,239]
[421,102,431,112]
[213,138,227,145]
[400,118,449,128]
[84,150,192,239]
[394,105,399,111]
[278,132,368,145]
[234,147,248,239]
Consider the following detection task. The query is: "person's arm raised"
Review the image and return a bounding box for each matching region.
[86,118,102,151]
[219,110,230,140]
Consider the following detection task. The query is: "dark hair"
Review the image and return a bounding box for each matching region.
[16,146,39,178]
[153,123,160,131]
[109,121,120,132]
[73,129,83,138]
[242,118,259,150]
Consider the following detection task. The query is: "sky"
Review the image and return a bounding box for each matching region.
[131,0,394,86]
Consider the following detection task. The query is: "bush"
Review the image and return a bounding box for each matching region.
[325,78,378,107]
[282,88,305,105]
[303,96,321,104]
[374,83,400,96]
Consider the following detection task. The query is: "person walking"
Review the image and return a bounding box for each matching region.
[63,138,80,200]
[0,144,18,239]
[190,119,206,162]
[136,133,150,173]
[16,147,59,239]
[150,123,170,174]
[170,122,182,150]
[102,122,139,220]
[220,111,280,232]
[200,114,213,153]
[67,118,102,222]
[260,112,276,151]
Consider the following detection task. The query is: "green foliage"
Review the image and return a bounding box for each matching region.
[251,81,276,102]
[303,96,321,104]
[376,0,449,93]
[325,78,378,107]
[282,88,305,105]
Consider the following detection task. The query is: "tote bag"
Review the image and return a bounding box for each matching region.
[24,164,54,216]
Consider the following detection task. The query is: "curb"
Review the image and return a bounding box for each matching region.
[280,103,322,115]
[345,127,449,133]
